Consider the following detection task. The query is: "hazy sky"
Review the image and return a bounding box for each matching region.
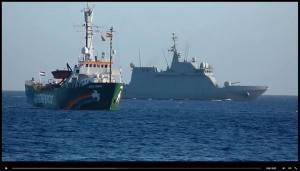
[2,2,298,95]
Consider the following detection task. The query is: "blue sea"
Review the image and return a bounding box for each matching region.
[2,91,298,162]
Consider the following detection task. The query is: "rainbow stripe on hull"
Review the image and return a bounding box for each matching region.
[25,82,123,110]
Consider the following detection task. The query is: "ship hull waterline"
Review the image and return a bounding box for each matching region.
[122,85,268,101]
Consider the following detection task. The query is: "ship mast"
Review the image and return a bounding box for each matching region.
[169,33,179,65]
[108,26,115,83]
[171,33,177,52]
[82,3,94,61]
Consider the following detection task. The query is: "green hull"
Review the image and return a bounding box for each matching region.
[25,82,123,110]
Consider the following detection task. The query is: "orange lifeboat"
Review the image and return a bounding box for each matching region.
[51,70,72,79]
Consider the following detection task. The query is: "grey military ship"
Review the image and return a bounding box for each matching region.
[122,33,268,101]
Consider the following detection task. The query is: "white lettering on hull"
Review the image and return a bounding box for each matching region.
[88,85,102,88]
[34,94,54,104]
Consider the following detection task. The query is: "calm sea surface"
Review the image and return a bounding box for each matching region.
[2,91,298,161]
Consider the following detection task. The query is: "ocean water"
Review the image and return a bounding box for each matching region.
[2,91,298,161]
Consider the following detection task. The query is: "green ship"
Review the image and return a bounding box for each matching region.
[25,4,123,110]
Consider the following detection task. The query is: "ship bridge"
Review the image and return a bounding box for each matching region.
[167,33,215,76]
[128,33,218,87]
[77,60,114,75]
[65,59,121,87]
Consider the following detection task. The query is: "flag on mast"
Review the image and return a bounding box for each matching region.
[39,71,46,76]
[106,32,113,38]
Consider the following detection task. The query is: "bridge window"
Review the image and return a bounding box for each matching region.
[86,64,88,67]
[93,64,96,67]
[89,64,92,67]
[101,65,104,68]
[97,65,100,67]
[105,65,108,68]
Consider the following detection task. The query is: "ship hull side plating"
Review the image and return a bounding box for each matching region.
[25,82,123,110]
[122,71,267,101]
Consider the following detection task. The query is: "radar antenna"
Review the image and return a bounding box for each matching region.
[168,33,178,52]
